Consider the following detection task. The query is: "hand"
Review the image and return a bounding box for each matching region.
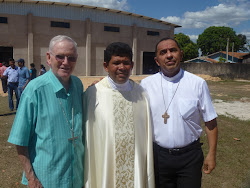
[28,177,43,188]
[203,153,216,174]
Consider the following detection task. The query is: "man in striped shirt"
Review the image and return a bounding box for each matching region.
[8,35,84,188]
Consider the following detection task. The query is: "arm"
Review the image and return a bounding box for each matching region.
[16,146,43,188]
[23,79,30,90]
[203,118,218,174]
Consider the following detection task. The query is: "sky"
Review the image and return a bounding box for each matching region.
[38,0,250,43]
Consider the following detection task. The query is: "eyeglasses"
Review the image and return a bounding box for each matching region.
[50,53,77,63]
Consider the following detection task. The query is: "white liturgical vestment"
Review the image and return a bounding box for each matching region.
[141,69,217,149]
[84,77,155,188]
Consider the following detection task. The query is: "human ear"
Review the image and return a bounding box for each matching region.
[103,62,109,72]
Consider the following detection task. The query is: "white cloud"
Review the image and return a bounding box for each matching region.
[161,2,250,29]
[188,35,199,42]
[38,0,129,10]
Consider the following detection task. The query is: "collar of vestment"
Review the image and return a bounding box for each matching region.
[161,68,183,82]
[48,69,73,96]
[107,75,132,91]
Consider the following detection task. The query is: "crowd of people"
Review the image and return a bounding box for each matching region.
[0,59,46,111]
[5,35,218,188]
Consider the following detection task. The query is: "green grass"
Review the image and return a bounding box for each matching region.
[0,79,250,188]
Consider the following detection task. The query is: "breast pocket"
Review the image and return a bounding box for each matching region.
[178,99,198,120]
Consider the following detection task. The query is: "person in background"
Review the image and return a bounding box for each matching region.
[17,58,30,99]
[141,38,218,188]
[30,63,37,80]
[8,35,84,187]
[3,58,19,111]
[39,64,47,76]
[0,61,8,93]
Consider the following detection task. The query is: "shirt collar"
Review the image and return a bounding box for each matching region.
[161,68,183,82]
[107,75,132,91]
[48,69,73,95]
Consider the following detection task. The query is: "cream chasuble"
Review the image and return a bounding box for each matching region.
[84,77,155,188]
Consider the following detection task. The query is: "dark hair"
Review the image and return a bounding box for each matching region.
[9,58,15,62]
[155,37,181,56]
[30,63,35,68]
[104,42,133,65]
[2,62,6,66]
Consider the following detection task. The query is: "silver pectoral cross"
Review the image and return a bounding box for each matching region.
[68,130,78,147]
[162,112,170,124]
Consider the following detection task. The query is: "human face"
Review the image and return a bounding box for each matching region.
[155,39,183,77]
[9,61,15,69]
[103,56,133,84]
[18,62,24,68]
[47,40,77,83]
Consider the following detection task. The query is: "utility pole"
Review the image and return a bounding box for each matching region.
[226,38,229,63]
[232,42,234,63]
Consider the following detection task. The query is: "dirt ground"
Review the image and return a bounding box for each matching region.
[1,74,249,121]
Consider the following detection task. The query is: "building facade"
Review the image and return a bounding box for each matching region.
[0,0,180,76]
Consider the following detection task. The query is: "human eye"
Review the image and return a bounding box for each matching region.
[56,55,65,60]
[160,49,167,55]
[68,56,77,62]
[123,61,131,65]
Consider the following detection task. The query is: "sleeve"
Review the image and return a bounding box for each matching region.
[8,91,37,146]
[30,69,32,74]
[199,80,217,122]
[26,69,30,79]
[3,68,8,77]
[145,95,155,188]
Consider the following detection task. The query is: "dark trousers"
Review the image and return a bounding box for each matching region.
[1,77,7,93]
[153,141,204,188]
[7,82,19,110]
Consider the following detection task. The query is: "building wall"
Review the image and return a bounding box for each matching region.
[181,63,250,80]
[0,1,176,76]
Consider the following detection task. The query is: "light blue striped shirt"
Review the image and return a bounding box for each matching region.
[8,69,84,188]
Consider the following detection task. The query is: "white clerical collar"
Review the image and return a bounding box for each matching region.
[161,69,183,82]
[107,75,132,91]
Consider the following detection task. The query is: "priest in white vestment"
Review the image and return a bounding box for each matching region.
[83,42,155,188]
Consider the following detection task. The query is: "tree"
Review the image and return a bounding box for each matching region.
[174,33,199,61]
[237,34,248,52]
[197,26,246,55]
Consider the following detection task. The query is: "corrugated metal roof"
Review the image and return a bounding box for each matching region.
[0,0,181,30]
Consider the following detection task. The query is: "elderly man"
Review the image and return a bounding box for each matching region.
[17,58,30,99]
[84,42,155,188]
[8,35,84,188]
[3,58,19,111]
[141,38,218,188]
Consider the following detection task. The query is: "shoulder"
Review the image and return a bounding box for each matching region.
[71,75,83,90]
[183,70,205,84]
[140,73,160,87]
[25,74,51,93]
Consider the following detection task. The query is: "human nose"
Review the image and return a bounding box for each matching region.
[118,63,125,69]
[166,51,173,59]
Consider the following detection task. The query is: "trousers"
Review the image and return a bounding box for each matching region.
[153,141,204,188]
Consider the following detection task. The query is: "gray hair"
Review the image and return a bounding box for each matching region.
[49,35,77,53]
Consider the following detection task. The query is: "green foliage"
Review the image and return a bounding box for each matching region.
[218,56,226,63]
[197,26,245,55]
[174,33,199,61]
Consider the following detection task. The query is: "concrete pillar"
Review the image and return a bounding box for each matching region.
[85,18,91,76]
[27,13,33,69]
[132,24,137,75]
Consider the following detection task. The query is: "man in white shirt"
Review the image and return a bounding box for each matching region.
[140,38,218,188]
[84,42,155,188]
